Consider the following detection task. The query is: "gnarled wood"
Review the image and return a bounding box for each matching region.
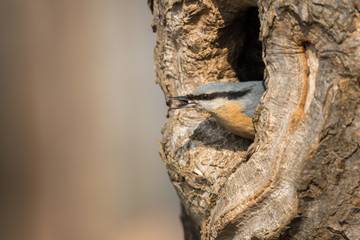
[151,0,360,239]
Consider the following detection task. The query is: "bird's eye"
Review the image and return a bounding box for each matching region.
[202,94,208,99]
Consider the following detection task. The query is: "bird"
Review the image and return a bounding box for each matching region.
[170,81,265,140]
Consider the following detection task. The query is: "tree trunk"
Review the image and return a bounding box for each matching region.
[150,0,360,239]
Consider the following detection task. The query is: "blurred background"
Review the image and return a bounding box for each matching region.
[0,1,182,240]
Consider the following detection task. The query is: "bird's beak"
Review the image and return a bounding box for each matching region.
[169,96,196,110]
[169,96,188,101]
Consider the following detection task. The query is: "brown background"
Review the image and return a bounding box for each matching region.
[0,1,182,239]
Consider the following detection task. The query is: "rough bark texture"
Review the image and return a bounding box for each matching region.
[151,0,360,239]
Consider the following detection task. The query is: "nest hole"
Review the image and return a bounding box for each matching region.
[219,6,264,82]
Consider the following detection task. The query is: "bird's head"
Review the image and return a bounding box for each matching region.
[170,82,254,115]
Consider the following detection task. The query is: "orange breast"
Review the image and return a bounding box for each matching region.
[212,101,254,139]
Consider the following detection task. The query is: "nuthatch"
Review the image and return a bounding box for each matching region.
[170,81,265,140]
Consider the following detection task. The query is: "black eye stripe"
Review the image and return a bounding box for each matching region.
[226,89,251,100]
[187,89,251,101]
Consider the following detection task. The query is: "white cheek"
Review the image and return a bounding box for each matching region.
[198,99,224,112]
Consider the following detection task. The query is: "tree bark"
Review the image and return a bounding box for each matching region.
[150,0,360,239]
